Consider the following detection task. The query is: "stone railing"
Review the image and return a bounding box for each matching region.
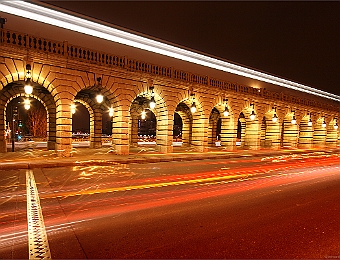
[1,29,338,112]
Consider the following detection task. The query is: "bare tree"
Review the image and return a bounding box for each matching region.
[26,104,47,138]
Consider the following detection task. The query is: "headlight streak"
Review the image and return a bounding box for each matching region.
[2,155,339,252]
[36,155,340,201]
[1,1,340,101]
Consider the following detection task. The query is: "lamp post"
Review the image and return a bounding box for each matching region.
[149,86,156,109]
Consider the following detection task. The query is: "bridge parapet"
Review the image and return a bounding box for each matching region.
[1,28,338,112]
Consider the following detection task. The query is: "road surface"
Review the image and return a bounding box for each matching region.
[1,151,340,258]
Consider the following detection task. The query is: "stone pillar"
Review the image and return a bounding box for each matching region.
[157,113,173,154]
[47,108,57,150]
[0,107,6,153]
[55,100,72,157]
[112,104,129,155]
[298,121,313,149]
[191,116,208,152]
[130,116,139,147]
[90,109,102,149]
[244,119,260,149]
[220,117,235,150]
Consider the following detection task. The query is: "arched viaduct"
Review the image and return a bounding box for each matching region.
[0,8,339,157]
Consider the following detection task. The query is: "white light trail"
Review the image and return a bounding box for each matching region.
[1,1,339,102]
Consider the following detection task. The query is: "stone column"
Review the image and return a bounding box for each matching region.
[90,109,102,149]
[191,116,208,152]
[0,107,6,153]
[112,104,129,155]
[55,100,72,157]
[157,113,173,154]
[220,117,235,150]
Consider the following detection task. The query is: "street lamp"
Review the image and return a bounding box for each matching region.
[149,86,156,109]
[291,111,296,125]
[308,114,313,127]
[272,107,278,123]
[190,93,196,113]
[334,119,338,130]
[322,118,326,128]
[95,77,104,103]
[223,98,229,117]
[24,64,33,95]
[249,103,256,120]
[96,93,103,103]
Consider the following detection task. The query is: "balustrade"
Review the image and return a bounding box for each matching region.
[0,28,337,112]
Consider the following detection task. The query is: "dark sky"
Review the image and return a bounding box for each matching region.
[41,1,340,96]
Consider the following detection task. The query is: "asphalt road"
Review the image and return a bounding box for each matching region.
[1,152,340,259]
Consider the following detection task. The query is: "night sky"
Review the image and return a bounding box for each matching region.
[41,1,340,96]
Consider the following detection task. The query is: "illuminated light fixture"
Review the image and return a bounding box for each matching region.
[149,96,156,109]
[223,98,229,117]
[1,1,340,102]
[24,64,33,95]
[291,116,297,125]
[272,107,278,123]
[109,107,114,117]
[191,102,197,113]
[95,77,103,103]
[71,103,76,114]
[308,118,313,127]
[291,111,296,125]
[141,110,146,119]
[24,99,30,110]
[322,118,326,128]
[249,103,256,121]
[272,113,278,123]
[149,86,156,109]
[96,93,103,103]
[334,119,338,130]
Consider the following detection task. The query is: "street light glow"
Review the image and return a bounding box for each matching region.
[1,1,339,102]
[96,93,103,103]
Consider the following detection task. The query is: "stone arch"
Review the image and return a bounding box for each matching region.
[129,84,169,152]
[0,80,57,152]
[174,93,205,151]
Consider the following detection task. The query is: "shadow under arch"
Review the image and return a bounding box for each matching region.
[0,80,57,152]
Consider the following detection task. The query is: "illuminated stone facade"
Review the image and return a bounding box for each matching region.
[0,25,339,156]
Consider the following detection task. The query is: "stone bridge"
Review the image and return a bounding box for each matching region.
[0,2,339,156]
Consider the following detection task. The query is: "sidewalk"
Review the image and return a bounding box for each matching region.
[1,144,338,170]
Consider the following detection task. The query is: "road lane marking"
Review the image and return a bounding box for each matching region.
[26,169,51,259]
